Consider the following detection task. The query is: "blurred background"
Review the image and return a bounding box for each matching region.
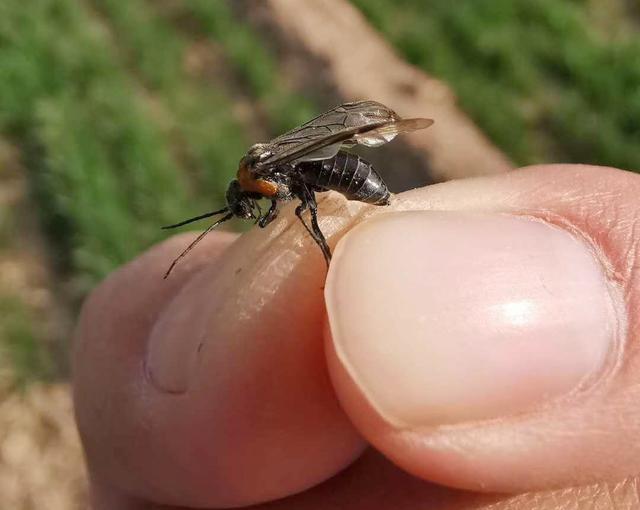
[1,0,639,507]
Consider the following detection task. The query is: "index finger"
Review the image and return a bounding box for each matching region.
[72,221,366,508]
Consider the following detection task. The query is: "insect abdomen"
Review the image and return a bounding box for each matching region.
[298,151,390,205]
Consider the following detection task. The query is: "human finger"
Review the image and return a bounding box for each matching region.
[73,228,365,508]
[325,164,639,492]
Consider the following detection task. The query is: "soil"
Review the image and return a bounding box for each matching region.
[0,384,87,510]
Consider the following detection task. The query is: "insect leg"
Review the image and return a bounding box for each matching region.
[294,199,314,241]
[294,185,331,267]
[253,201,263,224]
[304,188,332,266]
[258,199,279,228]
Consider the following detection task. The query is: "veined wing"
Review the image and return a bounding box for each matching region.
[254,100,433,172]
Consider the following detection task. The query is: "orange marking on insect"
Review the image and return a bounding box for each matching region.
[237,164,278,197]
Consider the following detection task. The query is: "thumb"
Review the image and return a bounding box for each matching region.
[325,164,637,492]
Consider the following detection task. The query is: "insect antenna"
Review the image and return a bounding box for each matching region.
[162,207,230,229]
[163,212,234,279]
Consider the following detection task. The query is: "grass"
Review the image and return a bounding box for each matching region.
[182,0,319,137]
[0,0,318,382]
[87,0,252,196]
[0,294,53,387]
[0,204,13,250]
[0,0,197,289]
[351,0,640,171]
[0,0,315,289]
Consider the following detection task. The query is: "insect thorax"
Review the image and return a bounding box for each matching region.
[244,143,273,164]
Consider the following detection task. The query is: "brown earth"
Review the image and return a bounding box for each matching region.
[0,384,87,510]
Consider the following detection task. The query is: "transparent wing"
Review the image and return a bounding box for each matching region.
[294,141,344,162]
[351,117,434,147]
[254,100,433,171]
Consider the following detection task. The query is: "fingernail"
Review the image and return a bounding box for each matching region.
[326,212,621,427]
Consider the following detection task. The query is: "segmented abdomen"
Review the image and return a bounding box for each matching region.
[297,151,390,205]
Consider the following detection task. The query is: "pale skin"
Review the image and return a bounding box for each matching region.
[73,165,640,509]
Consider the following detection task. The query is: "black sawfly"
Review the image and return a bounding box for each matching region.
[163,100,433,277]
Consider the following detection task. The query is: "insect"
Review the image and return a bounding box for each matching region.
[163,100,433,277]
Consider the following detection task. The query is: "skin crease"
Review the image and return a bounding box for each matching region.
[73,165,640,509]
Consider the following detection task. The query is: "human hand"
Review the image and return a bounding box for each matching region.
[73,165,640,509]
